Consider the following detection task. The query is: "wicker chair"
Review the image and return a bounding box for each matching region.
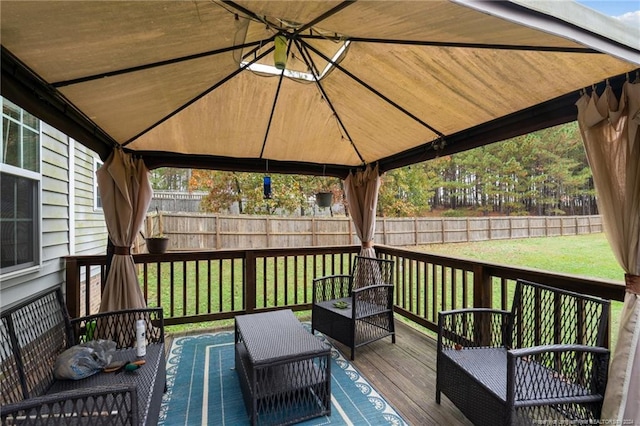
[436,279,610,425]
[312,255,395,360]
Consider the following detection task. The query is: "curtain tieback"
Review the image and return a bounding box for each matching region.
[113,246,131,255]
[362,240,373,248]
[625,274,640,295]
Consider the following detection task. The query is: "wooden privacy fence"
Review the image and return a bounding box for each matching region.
[142,213,603,252]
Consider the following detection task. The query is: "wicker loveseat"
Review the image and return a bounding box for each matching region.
[436,279,610,425]
[0,287,166,425]
[312,255,395,360]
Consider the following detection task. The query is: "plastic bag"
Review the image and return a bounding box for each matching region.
[54,339,116,380]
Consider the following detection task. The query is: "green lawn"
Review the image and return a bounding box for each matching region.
[414,233,624,281]
[412,232,625,350]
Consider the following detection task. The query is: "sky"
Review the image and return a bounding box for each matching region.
[575,0,640,26]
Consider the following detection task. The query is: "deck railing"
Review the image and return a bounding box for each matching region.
[65,246,360,322]
[65,245,625,344]
[377,246,624,340]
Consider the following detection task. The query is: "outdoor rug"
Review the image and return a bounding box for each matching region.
[158,326,408,426]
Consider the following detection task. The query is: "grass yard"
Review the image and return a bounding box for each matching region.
[412,232,625,350]
[413,233,624,281]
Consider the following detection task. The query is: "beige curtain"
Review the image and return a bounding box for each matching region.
[343,164,381,258]
[97,148,153,312]
[576,80,640,424]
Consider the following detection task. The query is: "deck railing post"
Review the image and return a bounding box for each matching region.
[245,250,257,314]
[473,263,493,346]
[64,257,81,319]
[473,263,492,309]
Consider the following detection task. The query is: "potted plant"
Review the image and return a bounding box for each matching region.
[312,170,335,209]
[315,191,333,208]
[145,208,169,254]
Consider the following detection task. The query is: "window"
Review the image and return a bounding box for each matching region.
[1,97,41,274]
[94,158,103,210]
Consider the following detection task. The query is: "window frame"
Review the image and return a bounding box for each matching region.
[93,157,103,211]
[1,98,42,277]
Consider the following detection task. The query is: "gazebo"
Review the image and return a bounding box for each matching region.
[2,1,639,423]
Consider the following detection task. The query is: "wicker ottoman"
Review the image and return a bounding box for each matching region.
[235,310,331,426]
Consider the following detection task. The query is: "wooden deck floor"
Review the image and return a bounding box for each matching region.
[165,319,472,426]
[330,320,473,426]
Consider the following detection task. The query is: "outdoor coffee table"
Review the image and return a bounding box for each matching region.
[234,309,331,426]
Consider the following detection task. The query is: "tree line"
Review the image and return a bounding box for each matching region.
[151,122,597,217]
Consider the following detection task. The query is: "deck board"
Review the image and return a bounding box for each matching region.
[330,320,472,426]
[165,318,472,425]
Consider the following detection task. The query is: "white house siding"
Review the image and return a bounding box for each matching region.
[73,143,108,315]
[0,122,107,309]
[74,143,108,256]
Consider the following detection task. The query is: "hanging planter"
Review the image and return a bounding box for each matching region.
[145,236,169,254]
[144,207,169,254]
[316,192,333,208]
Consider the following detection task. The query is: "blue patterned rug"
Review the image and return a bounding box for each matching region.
[159,326,408,425]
